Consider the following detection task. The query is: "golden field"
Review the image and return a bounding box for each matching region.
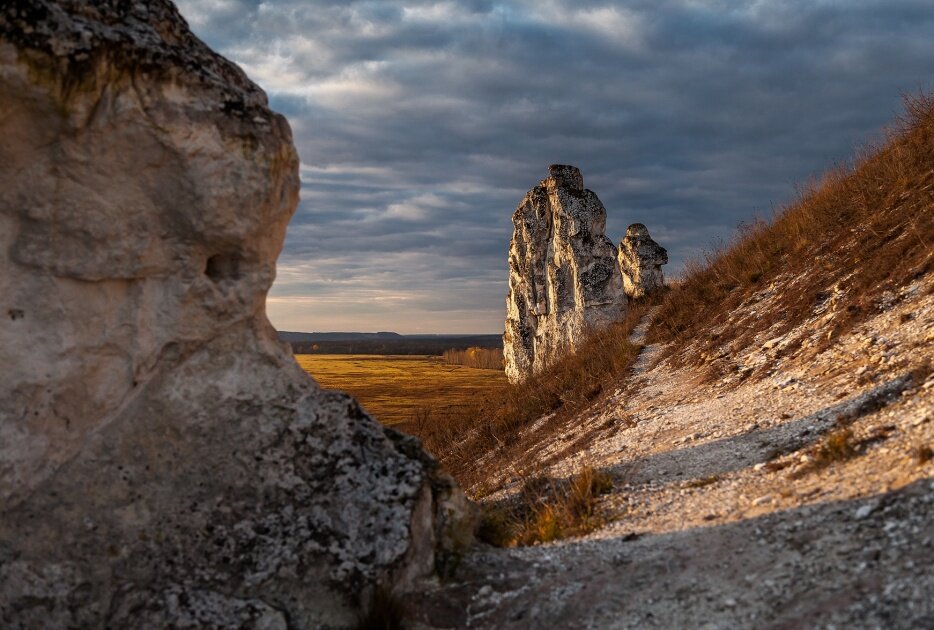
[294,354,507,425]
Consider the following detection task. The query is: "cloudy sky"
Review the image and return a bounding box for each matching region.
[176,0,933,334]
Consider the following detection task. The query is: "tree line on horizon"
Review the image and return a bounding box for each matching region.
[442,346,505,370]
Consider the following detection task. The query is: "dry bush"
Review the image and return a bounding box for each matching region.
[788,428,860,479]
[412,406,432,435]
[443,346,505,370]
[476,465,615,547]
[403,303,648,488]
[914,444,933,465]
[649,92,934,365]
[813,428,858,467]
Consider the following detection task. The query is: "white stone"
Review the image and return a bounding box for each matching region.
[618,223,668,298]
[503,165,628,383]
[0,3,470,627]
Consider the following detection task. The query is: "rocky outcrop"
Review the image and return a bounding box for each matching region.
[618,223,668,298]
[0,2,470,627]
[504,165,627,383]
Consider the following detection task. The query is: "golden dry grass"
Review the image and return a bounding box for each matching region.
[402,302,649,490]
[476,465,615,547]
[649,92,934,365]
[294,354,507,425]
[813,428,858,467]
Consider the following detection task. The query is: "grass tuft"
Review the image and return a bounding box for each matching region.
[813,428,858,468]
[476,465,616,547]
[686,474,720,488]
[355,584,406,630]
[915,444,933,465]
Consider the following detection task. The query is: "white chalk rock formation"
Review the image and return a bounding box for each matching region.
[618,223,668,298]
[504,165,627,383]
[0,2,469,627]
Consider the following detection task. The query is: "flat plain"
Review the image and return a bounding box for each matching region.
[294,354,507,425]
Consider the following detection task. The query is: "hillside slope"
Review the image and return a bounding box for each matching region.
[406,97,934,627]
[409,241,933,630]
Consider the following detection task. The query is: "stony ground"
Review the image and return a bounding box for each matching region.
[408,275,934,628]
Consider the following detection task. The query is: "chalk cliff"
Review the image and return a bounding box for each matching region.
[0,1,468,626]
[504,165,627,383]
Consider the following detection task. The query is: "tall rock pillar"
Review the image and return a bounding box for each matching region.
[504,165,627,383]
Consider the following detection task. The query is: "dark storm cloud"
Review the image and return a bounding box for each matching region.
[176,0,934,333]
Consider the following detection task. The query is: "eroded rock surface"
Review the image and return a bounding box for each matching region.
[504,165,627,383]
[0,2,469,627]
[618,223,668,298]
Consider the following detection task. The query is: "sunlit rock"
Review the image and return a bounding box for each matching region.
[0,1,470,626]
[504,165,628,383]
[618,223,668,298]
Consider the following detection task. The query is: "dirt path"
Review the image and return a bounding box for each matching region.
[409,278,934,628]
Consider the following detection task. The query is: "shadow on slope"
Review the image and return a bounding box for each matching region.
[408,477,934,628]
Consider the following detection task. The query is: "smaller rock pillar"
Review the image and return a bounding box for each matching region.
[618,223,668,298]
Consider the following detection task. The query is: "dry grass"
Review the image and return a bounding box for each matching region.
[355,584,406,630]
[813,428,858,468]
[401,303,648,489]
[914,444,933,465]
[649,92,934,366]
[686,474,720,488]
[476,466,615,547]
[787,427,861,479]
[297,306,644,493]
[294,354,506,425]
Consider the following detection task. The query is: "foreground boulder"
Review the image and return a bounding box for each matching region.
[0,2,469,627]
[618,223,668,298]
[504,165,627,383]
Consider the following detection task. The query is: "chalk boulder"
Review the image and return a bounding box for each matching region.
[504,165,627,383]
[618,223,668,298]
[0,1,469,627]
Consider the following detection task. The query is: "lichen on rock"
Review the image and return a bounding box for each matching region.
[504,165,628,383]
[0,1,470,627]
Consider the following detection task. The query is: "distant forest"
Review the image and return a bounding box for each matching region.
[282,332,502,355]
[442,347,504,369]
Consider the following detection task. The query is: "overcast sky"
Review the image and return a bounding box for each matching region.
[176,0,932,334]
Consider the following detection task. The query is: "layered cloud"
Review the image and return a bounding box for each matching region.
[176,0,934,333]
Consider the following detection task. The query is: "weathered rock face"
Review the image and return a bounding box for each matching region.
[618,223,668,298]
[504,165,627,383]
[0,2,469,627]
